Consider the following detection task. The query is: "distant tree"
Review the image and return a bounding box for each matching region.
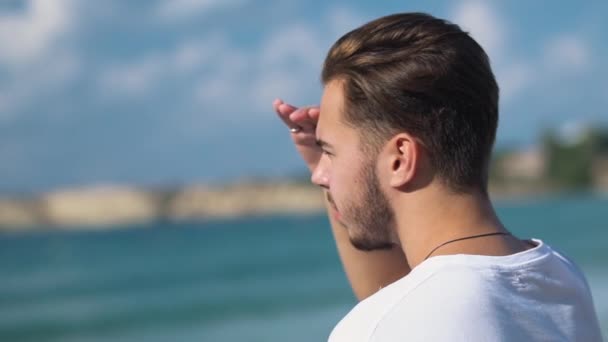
[542,128,595,189]
[587,127,608,155]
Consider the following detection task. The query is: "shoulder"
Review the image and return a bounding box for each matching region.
[330,263,497,342]
[367,243,603,342]
[391,265,496,316]
[369,265,505,341]
[328,264,444,342]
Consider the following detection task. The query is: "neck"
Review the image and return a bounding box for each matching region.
[394,185,510,269]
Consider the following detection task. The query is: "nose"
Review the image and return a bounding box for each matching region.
[311,161,330,188]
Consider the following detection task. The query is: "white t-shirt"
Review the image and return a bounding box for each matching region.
[329,239,603,342]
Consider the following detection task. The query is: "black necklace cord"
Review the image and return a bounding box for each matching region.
[423,231,512,261]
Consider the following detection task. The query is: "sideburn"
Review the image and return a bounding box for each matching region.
[347,154,397,251]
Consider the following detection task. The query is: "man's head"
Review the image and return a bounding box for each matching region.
[312,13,499,250]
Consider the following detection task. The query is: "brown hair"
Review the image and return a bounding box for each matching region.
[321,12,499,193]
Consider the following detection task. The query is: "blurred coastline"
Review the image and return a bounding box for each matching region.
[1,126,607,231]
[0,182,324,231]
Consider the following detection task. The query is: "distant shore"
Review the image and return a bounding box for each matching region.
[1,180,604,232]
[0,182,326,231]
[2,124,607,232]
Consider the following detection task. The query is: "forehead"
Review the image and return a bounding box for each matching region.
[318,80,346,136]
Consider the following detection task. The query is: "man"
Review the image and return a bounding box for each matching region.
[273,13,602,341]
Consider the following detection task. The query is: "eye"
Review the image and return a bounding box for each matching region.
[322,149,333,157]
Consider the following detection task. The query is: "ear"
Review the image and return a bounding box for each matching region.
[385,133,419,188]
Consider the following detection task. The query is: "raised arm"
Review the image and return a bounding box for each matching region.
[273,99,410,300]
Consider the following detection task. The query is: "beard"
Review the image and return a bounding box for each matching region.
[339,156,397,251]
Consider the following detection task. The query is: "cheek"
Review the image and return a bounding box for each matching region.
[329,161,361,198]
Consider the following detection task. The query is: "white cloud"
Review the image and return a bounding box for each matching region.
[99,55,165,95]
[249,70,305,113]
[450,0,505,61]
[191,23,325,116]
[496,63,534,103]
[174,40,213,72]
[0,0,73,66]
[544,35,590,72]
[450,1,537,106]
[97,8,353,119]
[194,50,248,108]
[156,0,246,21]
[247,23,329,111]
[260,24,325,70]
[493,33,591,107]
[98,36,222,96]
[326,6,366,40]
[0,52,80,121]
[451,1,593,111]
[0,0,79,121]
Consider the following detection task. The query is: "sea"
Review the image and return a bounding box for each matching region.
[0,193,606,341]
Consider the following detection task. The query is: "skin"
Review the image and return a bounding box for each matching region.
[273,99,410,300]
[272,80,531,300]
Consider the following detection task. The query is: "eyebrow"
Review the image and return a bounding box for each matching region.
[315,139,334,150]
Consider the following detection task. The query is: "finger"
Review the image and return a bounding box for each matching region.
[273,99,320,135]
[279,103,299,117]
[287,107,317,133]
[290,106,320,131]
[272,98,282,111]
[289,106,319,122]
[273,98,297,123]
[289,109,316,131]
[274,98,297,116]
[308,107,320,120]
[274,100,305,131]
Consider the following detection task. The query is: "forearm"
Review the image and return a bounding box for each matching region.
[323,190,411,301]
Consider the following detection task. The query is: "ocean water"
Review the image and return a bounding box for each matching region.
[0,194,606,341]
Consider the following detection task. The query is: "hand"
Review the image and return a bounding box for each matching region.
[273,98,321,173]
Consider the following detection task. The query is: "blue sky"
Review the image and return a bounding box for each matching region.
[0,0,607,193]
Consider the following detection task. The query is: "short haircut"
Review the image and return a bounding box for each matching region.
[321,12,499,193]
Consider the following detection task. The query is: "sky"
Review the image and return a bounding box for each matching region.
[0,0,607,193]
